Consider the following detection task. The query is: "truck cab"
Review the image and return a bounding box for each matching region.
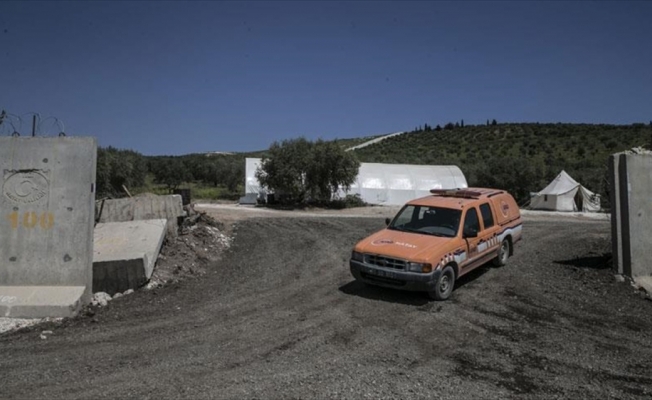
[349,188,522,300]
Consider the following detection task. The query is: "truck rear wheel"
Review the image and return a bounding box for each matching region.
[493,239,510,267]
[428,265,455,301]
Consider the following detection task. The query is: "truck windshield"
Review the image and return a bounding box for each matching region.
[388,205,462,238]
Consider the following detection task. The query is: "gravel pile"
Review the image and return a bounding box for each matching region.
[148,210,233,287]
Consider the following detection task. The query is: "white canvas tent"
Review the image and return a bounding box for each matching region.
[341,162,467,205]
[530,170,601,212]
[240,158,468,206]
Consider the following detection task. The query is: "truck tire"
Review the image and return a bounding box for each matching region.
[428,265,455,301]
[493,239,510,267]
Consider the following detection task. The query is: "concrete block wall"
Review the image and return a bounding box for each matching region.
[96,194,184,235]
[611,151,652,278]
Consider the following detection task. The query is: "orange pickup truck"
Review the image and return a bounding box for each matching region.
[350,188,522,300]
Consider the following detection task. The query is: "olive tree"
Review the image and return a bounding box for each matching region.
[306,139,360,202]
[255,137,360,204]
[96,146,148,197]
[151,157,191,193]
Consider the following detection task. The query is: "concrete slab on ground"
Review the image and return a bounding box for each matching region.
[0,286,85,318]
[93,219,167,295]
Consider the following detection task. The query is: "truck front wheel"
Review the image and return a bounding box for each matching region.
[428,265,455,301]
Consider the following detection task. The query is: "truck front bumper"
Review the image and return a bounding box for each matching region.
[350,260,441,292]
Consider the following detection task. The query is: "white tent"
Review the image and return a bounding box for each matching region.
[241,158,468,206]
[530,170,601,212]
[342,162,467,205]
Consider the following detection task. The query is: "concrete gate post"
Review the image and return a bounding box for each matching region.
[612,151,652,285]
[608,153,624,274]
[0,137,97,318]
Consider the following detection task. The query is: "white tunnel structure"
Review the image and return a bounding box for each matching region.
[242,158,468,206]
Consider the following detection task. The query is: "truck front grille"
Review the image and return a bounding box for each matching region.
[365,254,406,270]
[361,273,406,287]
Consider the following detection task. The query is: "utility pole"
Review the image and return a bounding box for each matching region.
[32,115,37,137]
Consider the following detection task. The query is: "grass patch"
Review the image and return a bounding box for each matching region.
[130,177,241,201]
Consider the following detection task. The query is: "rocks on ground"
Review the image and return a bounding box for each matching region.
[90,289,136,307]
[0,317,62,335]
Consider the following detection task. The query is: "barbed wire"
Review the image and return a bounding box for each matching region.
[0,110,67,137]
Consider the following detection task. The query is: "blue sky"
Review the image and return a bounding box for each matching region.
[1,1,650,155]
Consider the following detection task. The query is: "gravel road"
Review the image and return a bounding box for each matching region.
[1,216,651,399]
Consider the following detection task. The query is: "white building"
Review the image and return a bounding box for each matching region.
[241,158,467,206]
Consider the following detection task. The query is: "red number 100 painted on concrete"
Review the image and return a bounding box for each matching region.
[7,212,55,230]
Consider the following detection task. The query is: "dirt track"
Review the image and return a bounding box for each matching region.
[1,215,652,399]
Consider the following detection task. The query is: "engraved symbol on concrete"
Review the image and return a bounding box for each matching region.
[3,170,50,205]
[0,296,18,304]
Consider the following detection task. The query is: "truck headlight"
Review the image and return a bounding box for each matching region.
[406,262,432,273]
[351,251,364,262]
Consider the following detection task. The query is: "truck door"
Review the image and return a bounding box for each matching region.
[478,202,500,254]
[462,207,483,265]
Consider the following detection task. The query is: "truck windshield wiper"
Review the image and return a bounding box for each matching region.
[407,228,453,238]
[389,227,452,238]
[425,232,447,237]
[398,227,422,234]
[388,226,418,234]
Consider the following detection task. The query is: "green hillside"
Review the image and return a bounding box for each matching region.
[352,123,652,206]
[98,123,651,207]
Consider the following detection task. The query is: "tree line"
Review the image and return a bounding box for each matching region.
[96,147,246,199]
[414,119,497,133]
[96,138,360,207]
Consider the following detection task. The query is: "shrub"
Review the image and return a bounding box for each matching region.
[343,193,367,208]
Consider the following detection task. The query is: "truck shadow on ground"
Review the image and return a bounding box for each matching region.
[454,264,493,290]
[338,264,493,306]
[554,253,612,270]
[338,280,430,306]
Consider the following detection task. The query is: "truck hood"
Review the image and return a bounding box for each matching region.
[355,229,453,261]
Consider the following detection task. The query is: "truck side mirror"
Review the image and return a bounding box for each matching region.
[463,227,478,238]
[385,217,391,226]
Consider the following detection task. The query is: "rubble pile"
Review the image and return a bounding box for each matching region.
[146,205,233,288]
